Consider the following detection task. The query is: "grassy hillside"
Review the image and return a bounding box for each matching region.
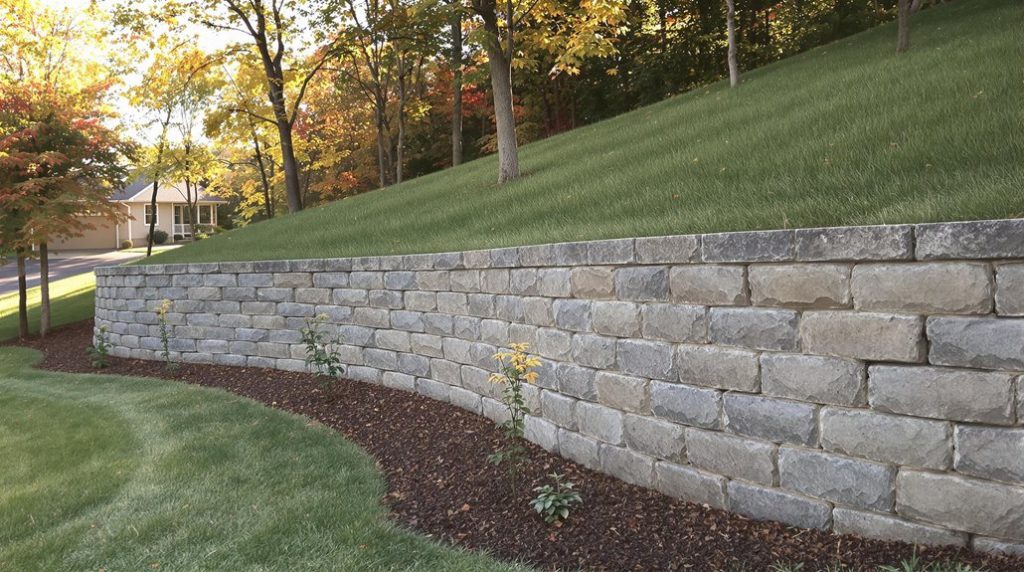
[150,0,1022,265]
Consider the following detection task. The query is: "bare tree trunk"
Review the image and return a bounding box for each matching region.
[725,0,740,87]
[148,114,171,257]
[396,53,408,185]
[251,133,274,219]
[487,46,520,183]
[897,0,911,53]
[39,242,49,338]
[451,8,464,167]
[147,178,160,256]
[16,248,28,339]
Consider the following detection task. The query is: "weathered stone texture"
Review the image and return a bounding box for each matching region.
[686,429,776,485]
[795,225,913,262]
[760,353,865,406]
[869,365,1015,425]
[779,447,895,511]
[640,304,706,343]
[897,470,1024,541]
[654,462,726,509]
[954,426,1024,484]
[832,508,967,547]
[851,263,992,314]
[709,307,800,352]
[676,345,760,392]
[723,394,818,447]
[820,407,951,470]
[650,382,721,429]
[801,311,925,363]
[927,316,1024,371]
[916,219,1024,260]
[703,230,794,263]
[669,265,747,306]
[748,264,851,309]
[996,263,1024,316]
[727,481,831,530]
[635,235,701,264]
[623,414,685,462]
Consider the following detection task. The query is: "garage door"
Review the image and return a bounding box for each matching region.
[50,216,118,251]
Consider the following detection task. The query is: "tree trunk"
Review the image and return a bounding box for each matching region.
[485,42,520,182]
[147,177,160,256]
[725,0,740,87]
[396,53,408,185]
[252,133,274,219]
[451,8,464,167]
[38,242,49,338]
[897,0,911,53]
[274,117,304,212]
[16,248,28,339]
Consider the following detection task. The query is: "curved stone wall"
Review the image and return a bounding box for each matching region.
[95,219,1024,554]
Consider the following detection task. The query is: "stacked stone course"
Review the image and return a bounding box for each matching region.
[95,219,1024,554]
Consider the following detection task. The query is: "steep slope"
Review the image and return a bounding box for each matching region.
[149,0,1021,264]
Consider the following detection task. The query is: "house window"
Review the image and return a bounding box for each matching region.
[199,205,213,225]
[144,204,157,225]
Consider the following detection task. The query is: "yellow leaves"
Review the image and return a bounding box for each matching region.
[492,343,543,385]
[154,298,172,317]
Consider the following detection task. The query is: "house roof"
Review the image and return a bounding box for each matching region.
[112,178,227,204]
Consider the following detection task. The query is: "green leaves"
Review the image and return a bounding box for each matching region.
[530,473,582,524]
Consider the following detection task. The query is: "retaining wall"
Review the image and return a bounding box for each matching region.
[94,219,1024,554]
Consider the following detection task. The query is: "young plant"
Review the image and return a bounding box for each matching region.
[300,314,345,389]
[86,325,111,368]
[154,298,177,370]
[488,343,541,490]
[530,473,582,524]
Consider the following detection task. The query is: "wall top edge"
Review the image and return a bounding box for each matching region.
[95,218,1024,276]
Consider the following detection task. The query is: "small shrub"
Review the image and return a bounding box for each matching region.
[152,229,169,244]
[530,473,582,524]
[86,325,112,368]
[300,314,344,389]
[488,343,541,490]
[120,239,133,249]
[154,298,177,370]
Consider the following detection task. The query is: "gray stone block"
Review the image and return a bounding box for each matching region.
[479,319,509,346]
[897,470,1024,540]
[480,269,510,294]
[350,271,384,290]
[557,363,598,400]
[869,365,1015,425]
[338,325,373,347]
[523,297,554,327]
[650,381,721,429]
[437,292,469,315]
[391,310,425,332]
[222,287,258,301]
[258,287,294,303]
[570,266,616,299]
[187,286,221,301]
[724,394,818,447]
[450,270,480,292]
[795,225,914,262]
[430,358,462,385]
[955,426,1024,484]
[296,288,332,305]
[536,268,571,297]
[852,263,992,314]
[540,390,577,429]
[404,291,437,312]
[383,371,416,392]
[467,293,494,317]
[576,401,624,444]
[675,344,759,392]
[449,386,482,413]
[820,407,951,470]
[352,307,389,328]
[535,327,572,361]
[587,238,634,265]
[601,445,655,487]
[347,365,381,384]
[669,264,748,306]
[640,303,706,343]
[635,235,701,264]
[570,333,617,370]
[278,302,316,317]
[927,316,1024,371]
[364,348,398,370]
[686,429,777,485]
[558,429,601,470]
[416,378,451,402]
[832,508,966,547]
[703,229,794,263]
[615,266,669,302]
[617,339,674,380]
[313,272,350,288]
[524,416,559,453]
[996,264,1024,316]
[423,313,454,336]
[509,269,538,295]
[654,462,726,509]
[273,272,312,288]
[553,299,592,332]
[375,330,411,352]
[801,311,925,363]
[972,536,1024,557]
[729,481,831,529]
[779,447,895,511]
[494,295,525,322]
[709,307,800,352]
[489,247,520,268]
[417,271,451,291]
[384,271,417,290]
[916,219,1024,260]
[749,263,851,309]
[595,372,648,412]
[624,414,685,462]
[760,353,865,406]
[278,358,308,373]
[592,301,641,337]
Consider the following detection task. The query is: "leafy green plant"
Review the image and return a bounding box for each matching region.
[154,299,177,370]
[86,325,111,368]
[152,229,169,245]
[487,343,541,492]
[530,473,582,524]
[300,314,344,389]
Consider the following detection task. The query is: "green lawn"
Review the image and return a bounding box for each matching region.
[0,346,525,571]
[148,0,1021,266]
[0,272,96,341]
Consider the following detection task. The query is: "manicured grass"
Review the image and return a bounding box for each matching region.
[148,0,1021,265]
[0,272,96,341]
[0,346,526,571]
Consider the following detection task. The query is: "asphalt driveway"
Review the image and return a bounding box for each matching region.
[0,250,144,296]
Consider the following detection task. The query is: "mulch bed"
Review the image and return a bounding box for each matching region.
[10,320,1024,572]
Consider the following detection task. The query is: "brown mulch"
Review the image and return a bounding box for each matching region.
[10,321,1024,572]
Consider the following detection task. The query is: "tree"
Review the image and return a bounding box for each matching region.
[896,0,911,53]
[450,2,464,166]
[189,0,342,213]
[725,0,740,86]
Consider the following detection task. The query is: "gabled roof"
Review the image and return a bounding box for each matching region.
[112,178,227,204]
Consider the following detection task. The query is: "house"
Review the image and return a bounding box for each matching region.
[50,179,228,251]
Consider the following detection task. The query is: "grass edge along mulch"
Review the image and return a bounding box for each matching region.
[10,320,1024,572]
